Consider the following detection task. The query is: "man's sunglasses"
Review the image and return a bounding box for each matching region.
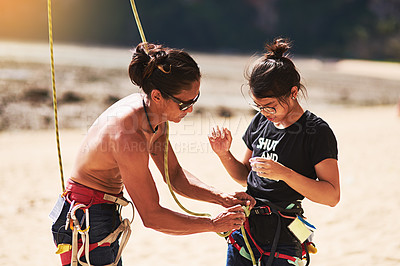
[162,91,200,111]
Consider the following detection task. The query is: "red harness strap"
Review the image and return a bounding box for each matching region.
[64,180,123,208]
[244,219,297,262]
[58,180,126,265]
[228,234,243,252]
[228,219,298,263]
[59,240,111,266]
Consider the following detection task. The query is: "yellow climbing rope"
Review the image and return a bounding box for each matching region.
[163,124,212,217]
[163,123,249,234]
[129,0,234,234]
[129,0,149,53]
[129,4,256,265]
[47,0,65,192]
[47,0,147,193]
[129,0,211,220]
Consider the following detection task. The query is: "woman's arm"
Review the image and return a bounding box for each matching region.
[250,157,340,207]
[215,149,252,187]
[208,126,252,186]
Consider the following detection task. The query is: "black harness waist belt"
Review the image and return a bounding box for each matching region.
[251,198,304,216]
[249,198,305,266]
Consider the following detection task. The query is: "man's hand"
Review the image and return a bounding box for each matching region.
[219,191,256,210]
[211,205,246,232]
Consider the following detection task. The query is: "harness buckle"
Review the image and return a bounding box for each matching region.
[253,205,272,215]
[103,194,129,206]
[261,206,272,215]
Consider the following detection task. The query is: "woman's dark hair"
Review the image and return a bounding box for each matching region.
[129,42,201,97]
[245,38,306,104]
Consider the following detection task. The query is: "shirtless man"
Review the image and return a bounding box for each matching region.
[51,43,255,266]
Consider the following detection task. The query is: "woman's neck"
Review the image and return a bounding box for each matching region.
[274,103,304,129]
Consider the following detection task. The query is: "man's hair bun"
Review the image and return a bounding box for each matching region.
[128,42,200,96]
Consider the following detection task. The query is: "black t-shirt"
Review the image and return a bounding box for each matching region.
[242,110,338,203]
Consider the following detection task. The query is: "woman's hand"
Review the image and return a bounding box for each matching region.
[208,126,232,157]
[249,157,292,181]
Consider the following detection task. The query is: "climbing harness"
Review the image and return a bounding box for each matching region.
[55,181,134,266]
[227,199,317,266]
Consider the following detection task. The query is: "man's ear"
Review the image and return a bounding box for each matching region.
[151,89,163,103]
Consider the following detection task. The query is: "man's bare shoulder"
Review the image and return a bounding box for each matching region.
[111,122,148,153]
[94,94,144,139]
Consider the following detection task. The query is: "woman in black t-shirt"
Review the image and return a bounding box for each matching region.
[209,38,340,266]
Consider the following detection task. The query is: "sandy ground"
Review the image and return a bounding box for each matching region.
[1,41,400,265]
[1,106,400,266]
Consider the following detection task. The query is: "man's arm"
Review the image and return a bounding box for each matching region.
[150,129,254,208]
[113,132,245,235]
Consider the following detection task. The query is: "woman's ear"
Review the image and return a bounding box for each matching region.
[291,86,299,99]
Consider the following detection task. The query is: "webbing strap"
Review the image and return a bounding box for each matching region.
[266,212,282,266]
[71,221,79,266]
[103,194,129,207]
[69,202,132,266]
[60,219,131,266]
[77,210,92,266]
[233,221,298,263]
[76,219,132,266]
